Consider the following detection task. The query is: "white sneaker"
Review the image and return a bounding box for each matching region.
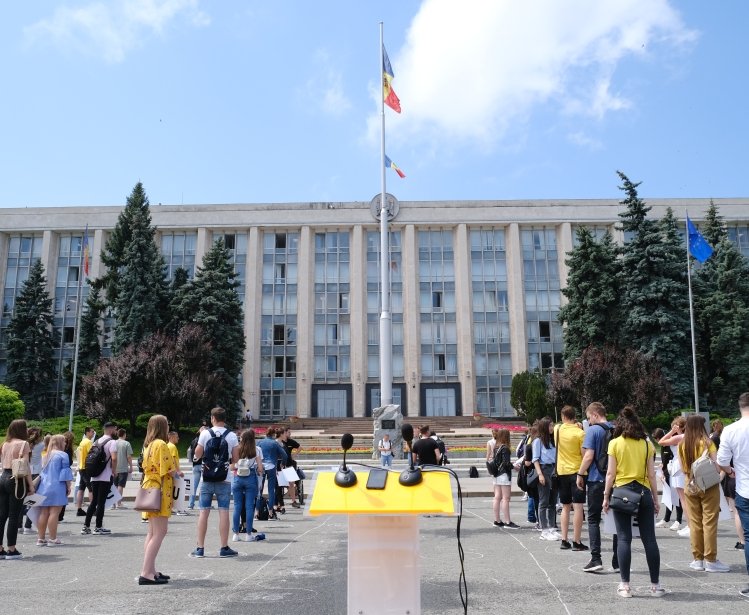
[678,526,691,537]
[232,533,241,542]
[521,493,528,501]
[540,530,553,541]
[655,519,668,528]
[705,560,730,573]
[23,528,35,535]
[689,559,705,571]
[549,530,562,541]
[669,521,681,531]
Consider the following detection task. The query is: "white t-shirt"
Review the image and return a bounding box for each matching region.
[197,426,239,483]
[379,439,393,456]
[717,415,749,499]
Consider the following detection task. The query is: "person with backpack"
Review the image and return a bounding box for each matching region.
[378,433,394,468]
[431,431,449,466]
[0,419,34,560]
[231,429,265,543]
[187,426,206,510]
[678,414,730,573]
[74,426,95,517]
[577,402,613,572]
[81,422,117,536]
[190,407,240,558]
[532,417,559,541]
[487,429,519,528]
[257,427,288,520]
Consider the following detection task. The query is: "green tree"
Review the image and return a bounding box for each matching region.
[511,370,552,424]
[617,173,690,406]
[110,184,169,353]
[172,239,245,415]
[0,384,25,430]
[693,202,749,411]
[164,267,189,334]
[5,260,56,418]
[558,227,620,362]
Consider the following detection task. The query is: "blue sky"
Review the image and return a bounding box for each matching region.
[1,1,746,208]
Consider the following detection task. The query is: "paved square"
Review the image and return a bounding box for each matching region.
[3,491,748,614]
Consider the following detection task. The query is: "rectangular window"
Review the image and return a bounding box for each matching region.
[63,327,75,344]
[275,233,286,250]
[224,234,236,250]
[539,321,551,342]
[273,325,286,345]
[275,263,286,281]
[432,291,442,309]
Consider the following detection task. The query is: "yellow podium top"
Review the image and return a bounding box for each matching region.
[308,470,455,516]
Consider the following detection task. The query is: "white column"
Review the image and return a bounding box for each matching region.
[557,222,573,305]
[243,227,262,419]
[90,229,105,281]
[40,230,58,296]
[0,233,8,314]
[350,225,366,417]
[195,227,210,268]
[453,224,475,416]
[506,223,528,375]
[296,226,314,417]
[402,224,420,416]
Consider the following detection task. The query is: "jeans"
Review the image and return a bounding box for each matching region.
[734,493,749,575]
[232,474,258,534]
[587,481,604,559]
[189,465,202,508]
[85,479,111,528]
[527,496,537,522]
[381,454,393,468]
[537,465,558,530]
[199,481,231,510]
[0,471,24,547]
[612,484,660,584]
[265,468,278,510]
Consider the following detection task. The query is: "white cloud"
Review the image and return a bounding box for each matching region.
[24,0,210,63]
[302,50,352,116]
[567,131,603,151]
[371,0,697,148]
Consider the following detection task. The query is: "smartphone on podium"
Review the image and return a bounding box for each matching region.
[366,468,388,490]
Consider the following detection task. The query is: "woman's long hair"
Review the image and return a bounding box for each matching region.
[43,435,66,467]
[237,429,257,460]
[613,405,647,440]
[537,417,554,449]
[6,419,28,442]
[496,429,511,447]
[144,415,169,448]
[27,427,42,446]
[679,414,710,473]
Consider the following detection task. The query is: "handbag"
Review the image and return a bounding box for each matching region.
[690,447,721,492]
[11,443,30,480]
[608,440,648,516]
[525,467,539,487]
[134,486,162,512]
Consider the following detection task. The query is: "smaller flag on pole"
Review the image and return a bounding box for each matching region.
[82,225,90,278]
[382,45,401,113]
[385,155,406,178]
[687,216,713,263]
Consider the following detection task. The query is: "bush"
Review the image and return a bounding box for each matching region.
[26,415,102,442]
[0,385,25,431]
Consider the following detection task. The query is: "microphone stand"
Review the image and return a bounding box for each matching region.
[335,447,358,488]
[399,439,423,486]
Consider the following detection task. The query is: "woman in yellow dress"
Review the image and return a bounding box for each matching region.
[139,415,178,585]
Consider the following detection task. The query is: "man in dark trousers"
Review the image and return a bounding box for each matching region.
[412,425,442,466]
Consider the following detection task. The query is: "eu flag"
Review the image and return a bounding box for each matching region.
[687,216,713,263]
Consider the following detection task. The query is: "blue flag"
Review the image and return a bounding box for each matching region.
[687,216,713,263]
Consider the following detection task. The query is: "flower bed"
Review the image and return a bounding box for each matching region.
[482,423,527,431]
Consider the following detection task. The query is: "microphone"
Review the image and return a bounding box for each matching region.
[334,433,358,487]
[399,423,423,486]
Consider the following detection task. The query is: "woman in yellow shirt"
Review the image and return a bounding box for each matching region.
[139,415,178,585]
[679,414,729,572]
[603,405,664,598]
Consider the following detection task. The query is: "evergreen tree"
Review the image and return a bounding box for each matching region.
[63,286,105,404]
[5,260,56,418]
[165,267,189,334]
[558,227,620,362]
[617,173,690,406]
[510,370,552,424]
[693,203,749,411]
[110,184,169,353]
[173,239,245,415]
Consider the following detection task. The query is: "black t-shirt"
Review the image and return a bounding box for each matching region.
[412,437,440,466]
[284,437,300,467]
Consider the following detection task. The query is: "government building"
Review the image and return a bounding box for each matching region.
[1,197,747,420]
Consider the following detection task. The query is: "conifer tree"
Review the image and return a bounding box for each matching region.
[558,227,620,362]
[5,259,56,417]
[62,286,104,405]
[173,239,245,414]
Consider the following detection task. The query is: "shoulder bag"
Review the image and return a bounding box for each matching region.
[11,442,30,480]
[608,439,648,516]
[133,445,162,512]
[690,447,721,492]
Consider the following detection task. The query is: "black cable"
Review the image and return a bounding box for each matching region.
[349,462,468,614]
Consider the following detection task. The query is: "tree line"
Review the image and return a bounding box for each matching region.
[3,182,245,429]
[512,171,749,423]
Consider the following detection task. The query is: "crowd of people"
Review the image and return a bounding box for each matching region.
[1,395,748,598]
[490,393,749,598]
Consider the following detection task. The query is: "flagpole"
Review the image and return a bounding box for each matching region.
[685,212,700,413]
[379,22,393,407]
[68,228,87,431]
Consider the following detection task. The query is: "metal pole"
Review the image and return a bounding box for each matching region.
[685,212,700,413]
[379,22,392,407]
[68,235,86,431]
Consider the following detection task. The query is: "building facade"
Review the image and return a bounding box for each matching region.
[1,197,747,419]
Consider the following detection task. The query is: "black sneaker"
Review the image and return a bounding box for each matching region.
[572,542,589,551]
[740,586,749,598]
[583,558,603,572]
[612,556,619,572]
[505,522,520,529]
[560,540,572,550]
[4,549,22,560]
[81,526,92,535]
[93,527,112,535]
[219,546,238,558]
[493,521,505,527]
[76,509,87,517]
[736,542,745,550]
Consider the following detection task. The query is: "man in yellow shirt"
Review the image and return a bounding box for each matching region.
[556,406,587,551]
[75,426,95,516]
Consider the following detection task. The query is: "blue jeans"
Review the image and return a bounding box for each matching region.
[734,493,749,575]
[232,474,258,533]
[612,484,660,584]
[381,454,393,468]
[199,480,231,510]
[188,465,202,508]
[264,468,278,510]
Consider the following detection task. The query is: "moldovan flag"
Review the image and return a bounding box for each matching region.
[382,45,401,113]
[385,155,406,178]
[82,225,90,278]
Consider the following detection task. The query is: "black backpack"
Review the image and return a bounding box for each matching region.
[486,444,509,477]
[202,429,231,482]
[255,475,269,521]
[594,424,614,475]
[468,466,479,478]
[188,436,200,464]
[85,437,110,478]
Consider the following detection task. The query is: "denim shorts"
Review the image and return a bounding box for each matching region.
[199,480,232,510]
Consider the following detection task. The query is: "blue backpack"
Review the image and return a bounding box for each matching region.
[202,429,231,482]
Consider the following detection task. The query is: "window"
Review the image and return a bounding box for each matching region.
[68,267,79,284]
[63,327,75,344]
[224,234,235,250]
[432,291,442,309]
[539,321,551,342]
[275,263,286,281]
[276,233,286,249]
[273,325,286,345]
